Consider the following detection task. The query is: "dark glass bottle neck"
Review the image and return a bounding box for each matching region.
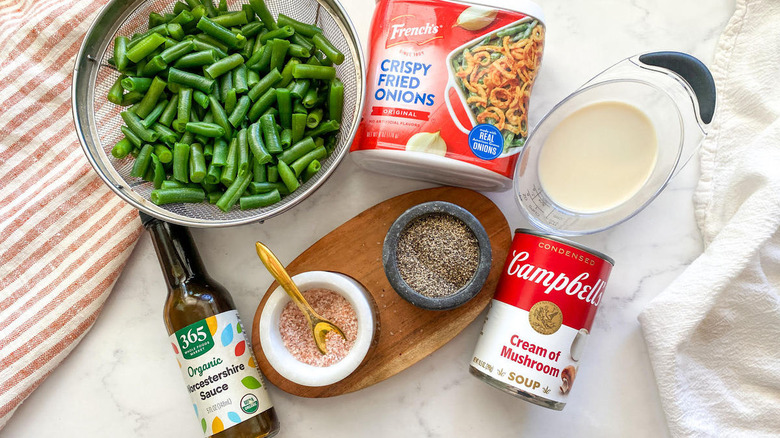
[145,219,208,290]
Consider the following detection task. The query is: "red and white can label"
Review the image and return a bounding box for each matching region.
[352,0,545,179]
[471,231,613,405]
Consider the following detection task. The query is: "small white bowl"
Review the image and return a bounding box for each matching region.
[258,271,376,387]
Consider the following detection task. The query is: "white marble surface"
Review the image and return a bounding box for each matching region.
[2,0,734,437]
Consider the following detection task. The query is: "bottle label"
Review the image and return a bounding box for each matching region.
[170,310,273,437]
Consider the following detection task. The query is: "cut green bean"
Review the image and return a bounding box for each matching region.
[121,111,158,142]
[267,164,278,182]
[189,143,207,182]
[280,128,292,149]
[111,138,133,159]
[121,77,152,93]
[174,87,193,132]
[220,137,239,186]
[216,169,252,211]
[204,53,244,79]
[269,39,291,72]
[114,36,130,71]
[151,187,205,205]
[329,78,344,122]
[154,144,173,163]
[130,144,154,177]
[305,119,339,138]
[312,33,344,65]
[151,154,166,189]
[158,94,179,126]
[247,69,260,88]
[207,191,224,203]
[170,9,194,26]
[306,108,322,128]
[185,121,225,137]
[191,39,228,58]
[205,161,222,185]
[208,95,232,139]
[278,57,299,87]
[291,113,306,143]
[302,159,321,181]
[142,99,168,128]
[241,22,264,38]
[260,113,282,154]
[277,136,315,164]
[277,14,322,38]
[237,128,250,176]
[212,137,229,166]
[173,143,191,182]
[126,32,167,63]
[248,68,281,101]
[277,160,299,192]
[289,79,310,100]
[290,33,314,52]
[159,39,194,63]
[223,88,237,115]
[153,123,178,144]
[168,67,215,93]
[248,87,277,121]
[142,56,168,76]
[240,189,280,209]
[249,0,278,30]
[193,90,210,108]
[290,145,326,176]
[220,72,234,102]
[276,88,292,129]
[121,126,143,148]
[196,16,246,49]
[259,26,294,44]
[228,95,251,127]
[134,76,167,118]
[232,64,248,93]
[247,122,271,164]
[167,23,185,40]
[249,181,285,194]
[108,76,124,105]
[211,11,248,27]
[292,63,336,80]
[253,159,266,182]
[173,49,219,68]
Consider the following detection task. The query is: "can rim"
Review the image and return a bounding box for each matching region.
[460,0,545,24]
[514,228,616,266]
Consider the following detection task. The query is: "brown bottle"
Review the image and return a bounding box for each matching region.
[142,213,280,438]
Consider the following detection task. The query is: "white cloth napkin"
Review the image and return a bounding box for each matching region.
[639,0,780,436]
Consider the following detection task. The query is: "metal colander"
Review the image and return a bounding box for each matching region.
[73,0,364,227]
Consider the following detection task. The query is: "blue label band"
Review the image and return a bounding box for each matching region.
[468,124,503,161]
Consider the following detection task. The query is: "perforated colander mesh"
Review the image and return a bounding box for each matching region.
[81,0,363,227]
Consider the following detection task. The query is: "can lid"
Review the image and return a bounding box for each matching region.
[515,228,615,266]
[463,0,545,24]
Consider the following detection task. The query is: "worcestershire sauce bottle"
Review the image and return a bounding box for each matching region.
[142,213,280,438]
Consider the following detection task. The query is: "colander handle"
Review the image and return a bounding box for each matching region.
[638,51,716,125]
[444,81,473,135]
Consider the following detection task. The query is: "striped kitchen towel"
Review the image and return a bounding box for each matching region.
[0,0,143,429]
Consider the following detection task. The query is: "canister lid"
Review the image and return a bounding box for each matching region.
[463,0,545,24]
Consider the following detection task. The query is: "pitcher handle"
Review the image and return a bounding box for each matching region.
[444,81,472,135]
[638,51,717,124]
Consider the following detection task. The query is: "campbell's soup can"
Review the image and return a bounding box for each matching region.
[470,229,614,410]
[351,0,545,191]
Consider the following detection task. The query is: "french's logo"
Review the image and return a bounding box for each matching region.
[386,15,443,48]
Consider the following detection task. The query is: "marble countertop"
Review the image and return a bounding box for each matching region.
[2,0,734,436]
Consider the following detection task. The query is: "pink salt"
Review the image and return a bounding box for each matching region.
[279,288,358,367]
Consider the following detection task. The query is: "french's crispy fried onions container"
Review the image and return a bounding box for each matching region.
[351,0,545,191]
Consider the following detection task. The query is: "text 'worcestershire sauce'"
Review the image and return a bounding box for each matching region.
[142,213,280,438]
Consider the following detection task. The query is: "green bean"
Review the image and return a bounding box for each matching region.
[216,169,252,211]
[314,50,333,67]
[188,143,207,182]
[277,14,322,38]
[290,145,326,176]
[173,143,190,182]
[248,88,277,121]
[248,181,284,194]
[246,45,271,72]
[276,88,292,129]
[154,144,173,163]
[305,119,339,138]
[228,95,251,127]
[240,189,280,209]
[212,137,229,166]
[329,78,344,122]
[267,164,278,182]
[291,113,306,143]
[232,64,248,93]
[293,100,307,114]
[262,107,278,119]
[205,161,222,185]
[269,39,291,72]
[241,22,264,38]
[292,63,336,80]
[129,24,168,49]
[151,154,166,189]
[289,79,310,100]
[306,108,322,129]
[174,1,190,14]
[247,69,261,88]
[249,0,278,30]
[302,159,321,181]
[108,76,124,105]
[260,113,282,154]
[111,138,133,159]
[130,144,154,177]
[121,126,143,148]
[248,68,281,101]
[152,123,178,144]
[168,67,215,93]
[121,77,152,93]
[207,191,224,204]
[277,136,315,164]
[191,39,228,58]
[114,36,130,72]
[290,33,314,52]
[241,4,254,22]
[211,11,248,27]
[220,72,233,102]
[253,159,266,182]
[204,53,244,79]
[200,0,216,16]
[170,9,194,26]
[241,37,256,59]
[141,56,168,76]
[158,40,193,64]
[237,128,250,176]
[157,95,179,126]
[277,160,299,192]
[126,32,167,63]
[314,137,324,148]
[167,23,185,40]
[208,95,232,139]
[194,33,229,53]
[142,99,168,128]
[173,49,218,68]
[259,26,294,44]
[151,187,205,205]
[196,16,246,49]
[220,137,238,186]
[223,88,237,114]
[278,57,299,87]
[246,122,272,164]
[174,87,192,132]
[134,76,167,118]
[312,33,344,65]
[217,0,227,11]
[193,90,210,108]
[301,87,320,108]
[185,122,225,137]
[280,128,292,149]
[121,111,158,142]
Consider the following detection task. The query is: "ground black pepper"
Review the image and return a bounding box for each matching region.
[396,213,480,298]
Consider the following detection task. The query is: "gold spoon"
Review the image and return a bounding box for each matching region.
[255,242,347,355]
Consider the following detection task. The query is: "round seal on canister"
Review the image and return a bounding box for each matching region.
[351,0,546,191]
[469,229,614,410]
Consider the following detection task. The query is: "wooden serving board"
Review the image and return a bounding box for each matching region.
[251,187,511,398]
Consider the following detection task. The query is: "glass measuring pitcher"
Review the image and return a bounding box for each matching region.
[514,51,716,236]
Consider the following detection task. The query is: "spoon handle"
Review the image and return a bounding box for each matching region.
[255,242,319,323]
